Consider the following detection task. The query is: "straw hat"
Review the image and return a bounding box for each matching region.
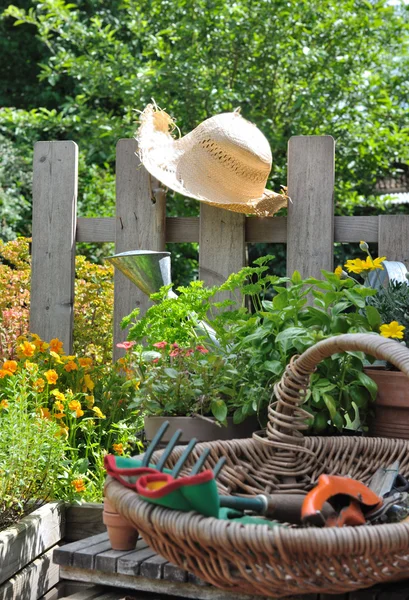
[136,103,288,217]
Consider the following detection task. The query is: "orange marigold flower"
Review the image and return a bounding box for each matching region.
[0,399,9,409]
[78,357,93,368]
[45,370,58,385]
[0,370,10,379]
[49,338,64,354]
[34,378,45,392]
[33,338,49,352]
[54,400,65,412]
[54,412,66,419]
[38,407,51,419]
[3,360,17,374]
[19,341,36,358]
[112,443,124,455]
[85,395,94,407]
[75,408,84,418]
[64,361,78,372]
[71,478,86,493]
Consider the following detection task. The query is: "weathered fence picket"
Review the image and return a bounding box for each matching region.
[29,136,409,355]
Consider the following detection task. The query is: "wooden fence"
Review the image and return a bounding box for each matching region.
[29,136,409,359]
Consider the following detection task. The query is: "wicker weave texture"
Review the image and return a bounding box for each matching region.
[105,333,409,597]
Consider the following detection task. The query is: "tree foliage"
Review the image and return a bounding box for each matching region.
[0,0,408,242]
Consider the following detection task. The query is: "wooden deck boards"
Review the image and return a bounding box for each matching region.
[54,532,409,600]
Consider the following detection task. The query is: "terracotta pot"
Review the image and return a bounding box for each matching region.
[365,368,409,439]
[103,498,138,551]
[144,415,260,443]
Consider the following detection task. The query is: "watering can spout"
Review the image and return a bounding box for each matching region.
[106,250,175,298]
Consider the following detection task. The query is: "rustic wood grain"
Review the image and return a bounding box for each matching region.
[116,544,156,576]
[0,502,64,586]
[94,547,140,574]
[0,548,59,600]
[76,215,380,245]
[139,554,169,580]
[199,203,246,300]
[30,141,78,352]
[113,140,166,360]
[163,561,187,583]
[64,503,104,542]
[54,533,110,567]
[287,136,335,278]
[59,566,260,600]
[72,539,113,570]
[378,215,409,269]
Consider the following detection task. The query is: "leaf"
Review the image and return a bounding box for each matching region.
[276,327,308,352]
[263,360,283,375]
[273,291,288,310]
[163,367,179,379]
[291,270,302,284]
[365,305,382,329]
[211,400,228,422]
[343,290,366,308]
[323,393,337,419]
[356,371,378,401]
[349,385,369,408]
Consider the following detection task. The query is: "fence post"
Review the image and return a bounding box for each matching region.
[113,139,166,360]
[378,215,409,269]
[199,204,246,296]
[287,136,335,279]
[30,141,78,352]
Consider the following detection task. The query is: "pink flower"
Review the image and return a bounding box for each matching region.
[196,345,209,354]
[184,348,194,356]
[171,342,179,348]
[116,341,136,350]
[153,341,167,349]
[169,349,180,357]
[152,358,159,363]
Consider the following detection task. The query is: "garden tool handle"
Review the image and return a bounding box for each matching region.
[259,333,409,449]
[220,494,336,524]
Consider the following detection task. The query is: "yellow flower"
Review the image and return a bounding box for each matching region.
[64,361,78,372]
[344,258,367,274]
[368,256,386,270]
[54,412,66,420]
[344,256,386,275]
[75,408,84,418]
[68,399,81,411]
[334,266,343,278]
[85,395,95,408]
[92,406,106,419]
[0,399,9,409]
[49,338,64,354]
[0,370,10,379]
[82,374,95,391]
[71,478,86,493]
[51,389,66,402]
[380,321,406,340]
[45,370,58,385]
[112,443,124,455]
[50,350,63,363]
[18,341,36,358]
[25,360,38,373]
[54,400,65,412]
[34,378,45,392]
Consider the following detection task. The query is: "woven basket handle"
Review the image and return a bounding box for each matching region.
[256,333,409,448]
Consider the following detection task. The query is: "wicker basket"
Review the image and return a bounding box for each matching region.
[105,333,409,598]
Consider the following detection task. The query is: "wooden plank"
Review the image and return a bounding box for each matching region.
[287,136,335,278]
[0,548,59,600]
[76,215,379,245]
[199,203,246,293]
[30,141,78,352]
[116,544,156,576]
[58,586,119,600]
[64,503,104,542]
[139,554,168,579]
[163,561,187,583]
[59,566,261,600]
[378,215,409,269]
[72,539,113,570]
[94,547,140,574]
[113,140,166,360]
[0,502,64,586]
[53,533,110,567]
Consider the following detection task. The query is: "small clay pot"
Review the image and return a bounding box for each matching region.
[365,369,409,439]
[103,499,139,551]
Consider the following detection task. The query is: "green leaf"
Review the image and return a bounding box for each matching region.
[273,291,288,310]
[263,360,283,375]
[291,270,302,284]
[349,386,369,408]
[344,290,366,308]
[163,367,179,379]
[211,400,228,422]
[365,305,382,329]
[356,371,378,401]
[323,393,337,419]
[276,327,308,352]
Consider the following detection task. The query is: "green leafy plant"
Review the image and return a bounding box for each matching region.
[123,255,380,433]
[0,367,65,531]
[366,281,409,349]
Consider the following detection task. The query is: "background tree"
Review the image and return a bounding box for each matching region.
[1,0,408,272]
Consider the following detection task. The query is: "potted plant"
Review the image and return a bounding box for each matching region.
[342,242,409,438]
[121,255,380,440]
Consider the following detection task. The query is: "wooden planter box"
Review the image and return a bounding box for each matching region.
[0,502,65,600]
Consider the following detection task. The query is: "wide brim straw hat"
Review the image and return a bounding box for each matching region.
[136,103,288,217]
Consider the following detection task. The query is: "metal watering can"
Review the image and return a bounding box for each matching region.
[106,250,218,344]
